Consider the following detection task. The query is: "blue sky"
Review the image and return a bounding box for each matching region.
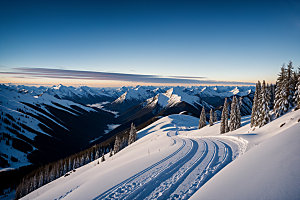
[0,0,299,86]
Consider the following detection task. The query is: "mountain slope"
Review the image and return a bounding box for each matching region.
[0,84,116,170]
[190,110,300,200]
[21,109,300,200]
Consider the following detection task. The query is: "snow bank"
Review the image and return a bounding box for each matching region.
[191,110,300,200]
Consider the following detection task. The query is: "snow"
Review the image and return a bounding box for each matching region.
[21,109,300,200]
[190,111,300,200]
[104,124,121,134]
[194,86,254,98]
[22,114,243,200]
[113,86,157,103]
[0,84,96,170]
[87,102,119,118]
[7,82,297,199]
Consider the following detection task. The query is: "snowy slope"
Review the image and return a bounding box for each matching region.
[22,114,246,200]
[44,84,116,101]
[196,86,253,98]
[113,86,158,104]
[190,110,300,200]
[22,108,300,200]
[0,84,95,169]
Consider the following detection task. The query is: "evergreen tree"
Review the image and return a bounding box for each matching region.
[274,65,289,117]
[269,84,275,109]
[266,83,272,110]
[95,149,99,160]
[198,107,206,129]
[292,71,298,105]
[229,96,238,131]
[213,110,218,122]
[295,76,300,110]
[109,148,113,157]
[128,123,137,145]
[236,97,242,129]
[209,108,214,126]
[114,135,122,154]
[229,96,241,131]
[251,82,260,127]
[255,81,262,125]
[258,80,270,127]
[101,153,105,162]
[286,61,296,108]
[220,98,229,134]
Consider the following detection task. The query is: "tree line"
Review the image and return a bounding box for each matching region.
[199,61,300,133]
[198,96,242,134]
[15,123,137,199]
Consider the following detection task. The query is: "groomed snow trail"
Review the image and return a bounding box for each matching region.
[93,131,240,200]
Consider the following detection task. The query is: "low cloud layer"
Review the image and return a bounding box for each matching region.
[1,67,255,85]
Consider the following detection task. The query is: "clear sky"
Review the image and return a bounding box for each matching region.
[0,0,299,87]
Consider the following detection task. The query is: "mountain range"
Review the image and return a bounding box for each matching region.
[0,84,254,173]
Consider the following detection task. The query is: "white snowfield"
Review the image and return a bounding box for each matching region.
[22,110,300,200]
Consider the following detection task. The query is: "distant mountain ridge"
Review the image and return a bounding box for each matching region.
[0,83,254,172]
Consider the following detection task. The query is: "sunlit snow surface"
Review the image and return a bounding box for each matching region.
[22,110,300,200]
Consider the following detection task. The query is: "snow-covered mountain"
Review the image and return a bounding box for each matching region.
[145,88,200,109]
[0,84,255,171]
[0,84,116,171]
[21,108,300,200]
[43,84,118,104]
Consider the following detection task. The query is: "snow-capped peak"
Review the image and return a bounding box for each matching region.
[230,87,240,95]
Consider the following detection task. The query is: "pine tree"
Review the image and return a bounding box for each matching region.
[128,123,137,145]
[198,107,206,129]
[101,153,105,162]
[251,82,260,127]
[95,149,99,160]
[220,98,229,134]
[274,65,289,117]
[114,135,121,154]
[236,97,241,129]
[258,80,270,127]
[269,84,275,109]
[213,111,218,122]
[255,81,262,125]
[292,71,298,106]
[209,109,214,126]
[295,76,300,110]
[229,96,238,131]
[286,61,295,108]
[266,83,272,109]
[109,148,113,157]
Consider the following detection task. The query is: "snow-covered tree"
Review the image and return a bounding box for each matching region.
[229,96,241,131]
[229,96,238,131]
[220,98,229,134]
[258,80,270,127]
[95,149,99,160]
[209,108,214,126]
[286,61,296,108]
[251,82,260,127]
[128,123,137,145]
[198,107,206,129]
[114,135,121,154]
[213,111,218,122]
[274,65,288,117]
[269,84,275,109]
[109,148,113,157]
[236,97,241,129]
[101,153,105,162]
[295,76,300,110]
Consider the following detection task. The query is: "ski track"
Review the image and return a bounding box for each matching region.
[93,132,239,200]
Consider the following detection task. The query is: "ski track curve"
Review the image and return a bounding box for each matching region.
[92,131,189,200]
[93,132,240,200]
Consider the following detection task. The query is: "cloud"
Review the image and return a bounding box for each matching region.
[0,67,255,85]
